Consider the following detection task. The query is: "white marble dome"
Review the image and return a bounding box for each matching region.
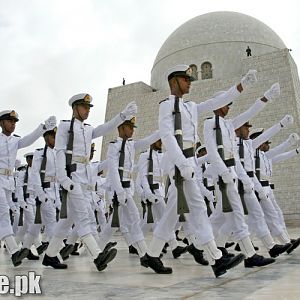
[151,11,286,90]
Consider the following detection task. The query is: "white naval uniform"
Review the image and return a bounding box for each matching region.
[259,145,298,244]
[204,98,266,257]
[138,149,170,238]
[235,137,280,250]
[15,166,37,245]
[46,114,125,259]
[99,133,160,257]
[251,123,292,243]
[148,86,242,262]
[0,125,44,254]
[22,147,59,250]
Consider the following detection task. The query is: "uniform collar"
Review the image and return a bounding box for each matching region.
[169,94,183,101]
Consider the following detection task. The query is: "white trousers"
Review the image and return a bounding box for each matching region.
[0,187,14,240]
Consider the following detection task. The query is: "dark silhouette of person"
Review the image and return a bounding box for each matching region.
[246,46,252,57]
[122,78,125,85]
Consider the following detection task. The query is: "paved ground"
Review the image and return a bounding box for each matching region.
[0,227,299,300]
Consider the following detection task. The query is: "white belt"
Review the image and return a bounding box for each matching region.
[44,176,57,182]
[182,141,195,150]
[72,155,90,165]
[80,184,96,191]
[0,168,13,176]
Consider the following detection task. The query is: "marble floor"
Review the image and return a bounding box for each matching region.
[0,227,299,300]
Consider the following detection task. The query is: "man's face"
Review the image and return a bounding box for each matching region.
[198,148,207,157]
[153,139,162,150]
[122,124,134,139]
[176,76,192,94]
[26,157,33,167]
[44,134,56,148]
[1,119,16,134]
[238,125,250,139]
[74,103,90,120]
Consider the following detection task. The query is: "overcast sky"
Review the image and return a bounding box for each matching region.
[1,0,299,162]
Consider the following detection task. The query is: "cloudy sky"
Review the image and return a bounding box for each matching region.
[1,0,299,161]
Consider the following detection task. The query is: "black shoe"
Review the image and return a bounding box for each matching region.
[128,245,139,255]
[140,253,172,274]
[218,247,235,258]
[162,243,168,254]
[36,242,49,255]
[212,253,245,277]
[104,241,117,252]
[11,249,28,267]
[234,243,241,251]
[27,250,39,260]
[42,254,67,269]
[59,244,74,261]
[286,238,300,254]
[70,243,80,255]
[182,238,189,245]
[175,230,183,241]
[172,246,187,259]
[269,243,291,258]
[252,242,259,251]
[187,244,209,266]
[225,242,235,248]
[244,254,275,268]
[94,248,117,271]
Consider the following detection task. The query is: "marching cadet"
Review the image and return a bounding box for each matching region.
[249,125,300,253]
[138,139,188,259]
[195,145,215,216]
[98,116,160,259]
[0,109,56,266]
[42,93,136,270]
[203,83,283,267]
[141,65,256,276]
[20,127,59,259]
[234,121,292,258]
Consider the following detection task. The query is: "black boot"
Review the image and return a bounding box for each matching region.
[244,254,275,268]
[218,247,235,258]
[140,253,172,274]
[212,253,245,277]
[286,238,300,254]
[27,250,39,260]
[59,244,74,261]
[104,241,117,252]
[269,243,291,258]
[162,243,168,254]
[172,246,187,259]
[225,242,235,248]
[71,243,80,255]
[36,242,49,255]
[128,245,139,255]
[94,248,117,271]
[187,244,209,265]
[42,254,67,269]
[175,230,183,241]
[11,249,28,267]
[234,243,241,251]
[182,238,189,245]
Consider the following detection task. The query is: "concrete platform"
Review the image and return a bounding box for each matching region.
[1,227,299,300]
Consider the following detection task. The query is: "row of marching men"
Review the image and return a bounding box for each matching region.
[1,64,300,278]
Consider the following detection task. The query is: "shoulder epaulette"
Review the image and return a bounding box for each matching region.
[184,100,191,103]
[61,120,70,122]
[159,98,169,104]
[36,148,43,151]
[84,123,91,126]
[206,117,213,120]
[13,134,20,137]
[110,139,117,144]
